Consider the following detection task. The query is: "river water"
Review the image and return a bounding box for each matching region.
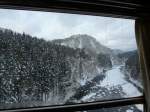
[100,65,141,97]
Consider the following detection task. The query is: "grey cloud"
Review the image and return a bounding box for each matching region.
[0,9,136,51]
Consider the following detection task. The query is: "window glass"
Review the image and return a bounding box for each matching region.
[0,9,143,110]
[80,104,143,112]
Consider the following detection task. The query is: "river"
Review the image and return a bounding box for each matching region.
[100,65,141,97]
[78,65,143,111]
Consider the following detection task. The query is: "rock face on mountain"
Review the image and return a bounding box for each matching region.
[118,50,143,89]
[0,28,110,108]
[97,53,112,68]
[0,28,142,112]
[53,34,122,66]
[53,34,113,56]
[125,51,140,80]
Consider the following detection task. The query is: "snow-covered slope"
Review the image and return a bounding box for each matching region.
[0,28,142,111]
[100,65,141,97]
[69,64,142,112]
[78,65,141,103]
[53,34,113,56]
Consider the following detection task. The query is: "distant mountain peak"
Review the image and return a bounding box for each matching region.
[53,34,113,55]
[69,34,96,40]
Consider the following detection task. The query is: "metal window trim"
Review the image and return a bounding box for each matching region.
[0,96,144,112]
[0,0,149,19]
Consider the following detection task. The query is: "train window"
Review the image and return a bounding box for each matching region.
[81,104,143,112]
[0,8,143,111]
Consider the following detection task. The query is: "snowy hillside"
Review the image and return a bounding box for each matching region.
[0,28,143,112]
[53,34,113,56]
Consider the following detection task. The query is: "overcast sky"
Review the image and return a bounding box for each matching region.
[0,9,137,51]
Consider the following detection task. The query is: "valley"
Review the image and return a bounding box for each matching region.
[0,28,143,111]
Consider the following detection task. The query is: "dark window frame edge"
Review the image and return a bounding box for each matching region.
[0,96,144,112]
[0,0,146,111]
[0,0,149,19]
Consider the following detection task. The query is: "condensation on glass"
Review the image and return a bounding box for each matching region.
[0,8,143,111]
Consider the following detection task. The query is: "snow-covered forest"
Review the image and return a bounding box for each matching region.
[0,28,143,112]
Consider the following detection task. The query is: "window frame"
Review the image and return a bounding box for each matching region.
[0,96,144,112]
[0,0,148,111]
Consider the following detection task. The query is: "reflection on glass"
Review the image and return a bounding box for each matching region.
[80,104,143,112]
[0,8,143,110]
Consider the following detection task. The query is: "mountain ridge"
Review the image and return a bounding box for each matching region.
[0,27,123,55]
[52,34,120,56]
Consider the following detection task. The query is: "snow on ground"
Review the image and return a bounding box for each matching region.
[82,93,96,101]
[101,65,126,87]
[79,64,142,110]
[100,65,141,97]
[126,109,133,112]
[122,83,141,97]
[130,77,143,89]
[80,66,102,86]
[136,104,143,111]
[78,64,143,111]
[80,77,87,86]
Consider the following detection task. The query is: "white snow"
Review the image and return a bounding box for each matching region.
[61,43,67,46]
[80,77,87,86]
[79,38,82,49]
[100,65,141,97]
[82,93,96,101]
[122,83,141,97]
[96,66,102,74]
[79,66,102,86]
[130,77,143,89]
[136,104,143,111]
[79,64,142,110]
[101,65,126,87]
[126,110,133,112]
